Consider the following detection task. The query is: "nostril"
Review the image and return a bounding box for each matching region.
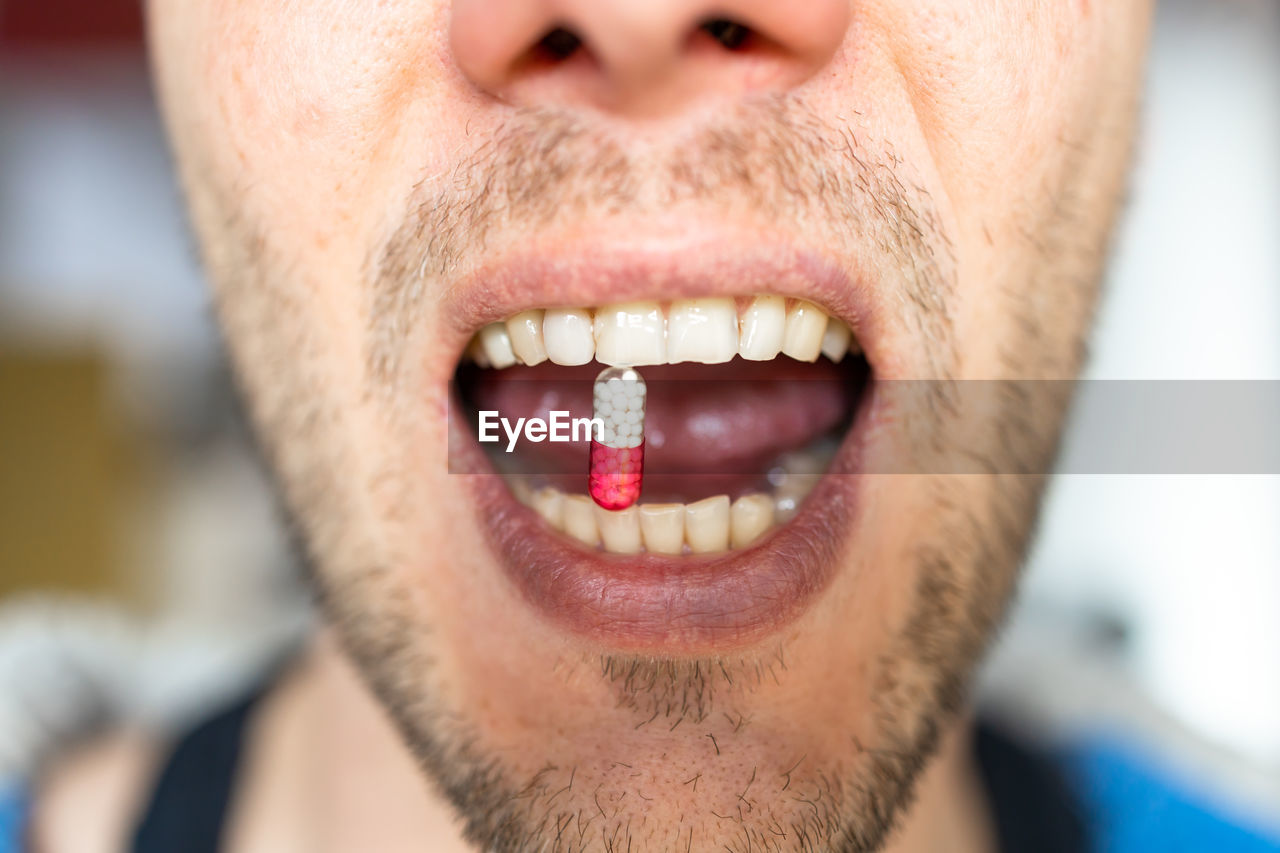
[537,26,584,62]
[700,18,753,51]
[451,0,849,111]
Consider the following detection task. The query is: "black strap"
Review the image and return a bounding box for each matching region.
[974,722,1091,853]
[130,689,261,853]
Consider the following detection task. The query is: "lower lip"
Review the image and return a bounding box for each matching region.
[453,383,875,653]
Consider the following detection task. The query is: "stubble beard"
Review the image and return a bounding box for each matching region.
[207,93,1124,852]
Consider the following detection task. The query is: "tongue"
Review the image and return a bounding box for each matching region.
[464,359,859,488]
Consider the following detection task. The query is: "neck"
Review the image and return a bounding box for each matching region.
[227,633,994,853]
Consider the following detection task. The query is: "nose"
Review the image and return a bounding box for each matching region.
[450,0,850,116]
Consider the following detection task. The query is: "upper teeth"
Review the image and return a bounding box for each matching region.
[466,296,860,367]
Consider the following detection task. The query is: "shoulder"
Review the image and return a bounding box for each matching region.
[26,731,159,853]
[1060,735,1280,853]
[981,613,1280,853]
[1,784,30,853]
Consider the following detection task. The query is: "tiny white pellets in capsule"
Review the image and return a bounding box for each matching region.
[589,366,646,510]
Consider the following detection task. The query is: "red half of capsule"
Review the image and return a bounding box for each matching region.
[589,440,644,510]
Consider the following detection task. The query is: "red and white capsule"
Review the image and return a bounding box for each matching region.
[589,366,646,510]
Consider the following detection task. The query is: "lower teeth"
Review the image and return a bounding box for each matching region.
[507,442,833,555]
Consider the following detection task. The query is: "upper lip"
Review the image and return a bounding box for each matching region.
[444,229,883,652]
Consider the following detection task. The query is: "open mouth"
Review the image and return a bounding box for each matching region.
[457,296,869,552]
[450,286,879,649]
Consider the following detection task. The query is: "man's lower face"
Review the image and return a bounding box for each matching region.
[149,1,1148,849]
[243,113,1068,850]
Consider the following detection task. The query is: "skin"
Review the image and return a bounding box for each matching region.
[37,1,1151,851]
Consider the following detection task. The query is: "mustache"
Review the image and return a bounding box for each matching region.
[369,93,952,374]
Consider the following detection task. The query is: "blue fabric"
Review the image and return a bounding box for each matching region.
[0,785,28,853]
[1062,735,1280,852]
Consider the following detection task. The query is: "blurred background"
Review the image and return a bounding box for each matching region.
[1,0,1277,840]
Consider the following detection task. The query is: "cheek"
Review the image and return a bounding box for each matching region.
[882,3,1097,206]
[868,1,1126,374]
[190,1,455,279]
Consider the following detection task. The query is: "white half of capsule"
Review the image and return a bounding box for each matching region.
[593,366,646,449]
